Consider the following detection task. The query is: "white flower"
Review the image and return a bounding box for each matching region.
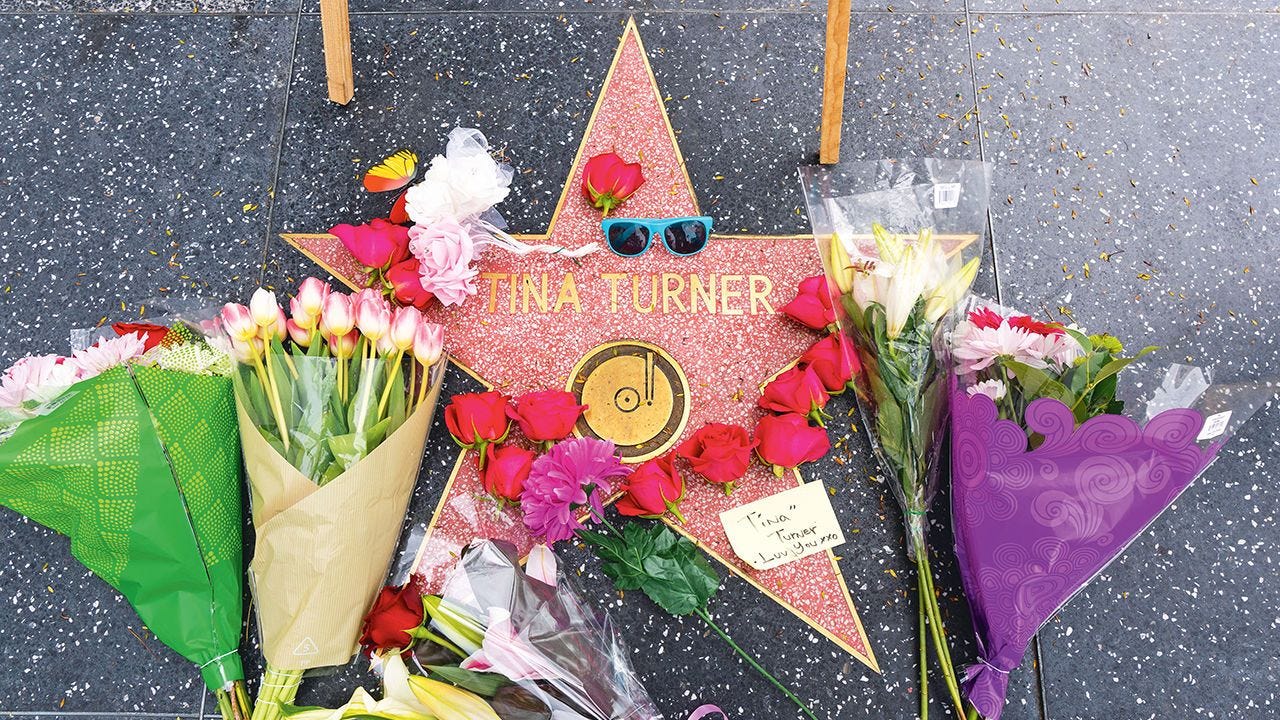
[404,128,513,226]
[952,322,1042,375]
[847,226,979,339]
[67,333,147,380]
[0,354,80,417]
[1037,331,1085,369]
[967,379,1008,401]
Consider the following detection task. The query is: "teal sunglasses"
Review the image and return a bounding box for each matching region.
[601,216,713,257]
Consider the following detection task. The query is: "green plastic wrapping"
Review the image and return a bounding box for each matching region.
[0,364,246,691]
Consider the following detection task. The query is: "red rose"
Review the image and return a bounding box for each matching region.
[480,443,535,507]
[582,152,645,215]
[616,453,685,521]
[799,333,860,394]
[386,257,434,309]
[754,413,829,475]
[112,322,169,351]
[967,307,1004,330]
[759,365,830,425]
[330,217,411,269]
[1008,315,1065,337]
[676,423,753,494]
[444,391,512,467]
[507,390,587,448]
[781,275,835,332]
[358,583,425,656]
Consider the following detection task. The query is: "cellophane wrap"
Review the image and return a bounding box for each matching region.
[435,540,663,720]
[800,158,992,552]
[0,364,246,691]
[948,300,1275,719]
[239,358,446,670]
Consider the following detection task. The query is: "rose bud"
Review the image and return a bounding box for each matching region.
[221,303,257,343]
[781,275,836,332]
[356,297,392,343]
[615,453,685,522]
[414,323,445,367]
[754,413,830,476]
[582,151,645,215]
[389,306,422,353]
[111,322,168,352]
[330,217,411,269]
[322,292,356,337]
[506,390,587,449]
[479,443,535,509]
[286,319,312,348]
[249,288,280,329]
[676,423,753,495]
[295,276,331,319]
[358,583,426,657]
[387,257,435,309]
[444,391,513,468]
[758,365,830,426]
[799,333,860,394]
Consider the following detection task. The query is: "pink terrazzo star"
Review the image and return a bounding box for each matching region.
[282,18,877,672]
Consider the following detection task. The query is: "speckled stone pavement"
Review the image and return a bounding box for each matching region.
[0,4,1277,720]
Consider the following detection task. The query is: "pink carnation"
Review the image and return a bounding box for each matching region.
[408,219,482,307]
[520,437,629,544]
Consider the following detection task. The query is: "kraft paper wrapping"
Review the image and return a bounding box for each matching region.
[238,366,445,670]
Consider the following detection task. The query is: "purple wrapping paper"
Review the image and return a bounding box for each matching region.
[949,387,1223,719]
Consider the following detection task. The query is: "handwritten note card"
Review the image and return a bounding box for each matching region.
[719,482,846,571]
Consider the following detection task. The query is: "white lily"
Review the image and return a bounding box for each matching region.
[923,256,980,323]
[278,655,433,720]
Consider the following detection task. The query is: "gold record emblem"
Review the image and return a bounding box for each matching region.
[567,340,691,463]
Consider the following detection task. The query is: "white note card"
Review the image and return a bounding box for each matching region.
[1198,410,1232,441]
[719,482,846,571]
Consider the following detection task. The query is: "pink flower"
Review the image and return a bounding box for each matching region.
[286,319,312,347]
[951,320,1043,375]
[414,323,445,366]
[781,275,836,332]
[409,220,481,307]
[0,355,80,414]
[221,303,256,342]
[330,218,411,269]
[389,306,422,352]
[460,608,559,682]
[294,277,331,324]
[967,379,1007,401]
[68,333,147,379]
[521,437,629,544]
[356,296,392,342]
[321,293,355,337]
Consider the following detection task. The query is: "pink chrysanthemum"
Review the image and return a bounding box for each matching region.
[69,332,147,380]
[521,437,629,544]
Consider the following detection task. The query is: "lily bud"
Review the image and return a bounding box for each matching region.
[296,277,331,319]
[249,288,280,328]
[389,306,421,353]
[827,234,856,295]
[323,293,355,337]
[406,675,500,720]
[221,303,257,343]
[924,256,980,323]
[356,298,391,342]
[413,323,445,367]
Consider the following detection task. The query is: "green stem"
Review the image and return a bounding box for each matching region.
[251,666,302,720]
[966,705,980,720]
[376,349,404,418]
[695,606,818,720]
[915,536,967,720]
[918,574,929,720]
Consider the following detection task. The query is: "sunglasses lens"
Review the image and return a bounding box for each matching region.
[608,224,650,256]
[664,221,709,255]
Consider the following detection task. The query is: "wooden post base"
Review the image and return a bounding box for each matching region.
[319,0,354,105]
[819,0,852,164]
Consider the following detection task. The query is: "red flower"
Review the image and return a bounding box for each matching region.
[386,257,434,309]
[444,391,512,467]
[358,583,425,656]
[507,390,587,447]
[112,322,169,351]
[615,453,685,521]
[1008,315,1065,337]
[967,307,1004,330]
[781,275,836,332]
[799,334,859,394]
[754,413,830,476]
[479,443,535,507]
[582,152,645,215]
[758,365,830,425]
[330,218,411,269]
[676,423,753,494]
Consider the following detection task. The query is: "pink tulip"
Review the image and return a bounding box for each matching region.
[289,297,316,331]
[221,303,257,343]
[389,307,421,352]
[329,329,358,359]
[296,277,331,319]
[249,288,279,328]
[376,333,396,357]
[413,323,445,366]
[323,293,355,336]
[287,319,312,347]
[354,287,382,308]
[356,298,391,342]
[230,336,263,363]
[271,308,289,342]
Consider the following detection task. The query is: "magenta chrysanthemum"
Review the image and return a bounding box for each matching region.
[521,437,629,544]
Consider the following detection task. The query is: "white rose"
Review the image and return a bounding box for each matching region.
[404,128,513,226]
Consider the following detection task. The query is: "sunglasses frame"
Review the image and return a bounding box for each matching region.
[600,216,715,257]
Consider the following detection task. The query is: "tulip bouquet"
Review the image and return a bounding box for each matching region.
[946,301,1274,720]
[800,159,991,719]
[0,322,251,720]
[220,278,448,720]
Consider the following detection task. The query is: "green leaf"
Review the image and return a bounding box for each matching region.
[579,525,652,591]
[639,532,720,616]
[426,665,510,697]
[1002,360,1074,405]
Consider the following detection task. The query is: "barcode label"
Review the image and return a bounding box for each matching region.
[1197,411,1232,441]
[933,183,962,209]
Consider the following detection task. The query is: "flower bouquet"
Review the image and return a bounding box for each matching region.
[0,323,252,720]
[800,158,992,718]
[947,301,1275,720]
[221,279,448,720]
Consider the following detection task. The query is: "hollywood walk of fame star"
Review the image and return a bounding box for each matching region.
[281,18,877,672]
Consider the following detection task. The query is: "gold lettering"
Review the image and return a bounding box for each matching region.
[720,274,744,315]
[632,274,658,313]
[522,272,549,313]
[601,273,627,313]
[481,272,505,314]
[554,273,581,313]
[508,272,517,314]
[749,275,775,315]
[662,273,687,314]
[690,274,717,314]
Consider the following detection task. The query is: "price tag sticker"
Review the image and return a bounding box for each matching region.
[719,482,846,571]
[1198,410,1232,441]
[933,183,962,209]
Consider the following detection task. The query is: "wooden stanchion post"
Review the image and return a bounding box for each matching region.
[819,0,852,164]
[319,0,354,105]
